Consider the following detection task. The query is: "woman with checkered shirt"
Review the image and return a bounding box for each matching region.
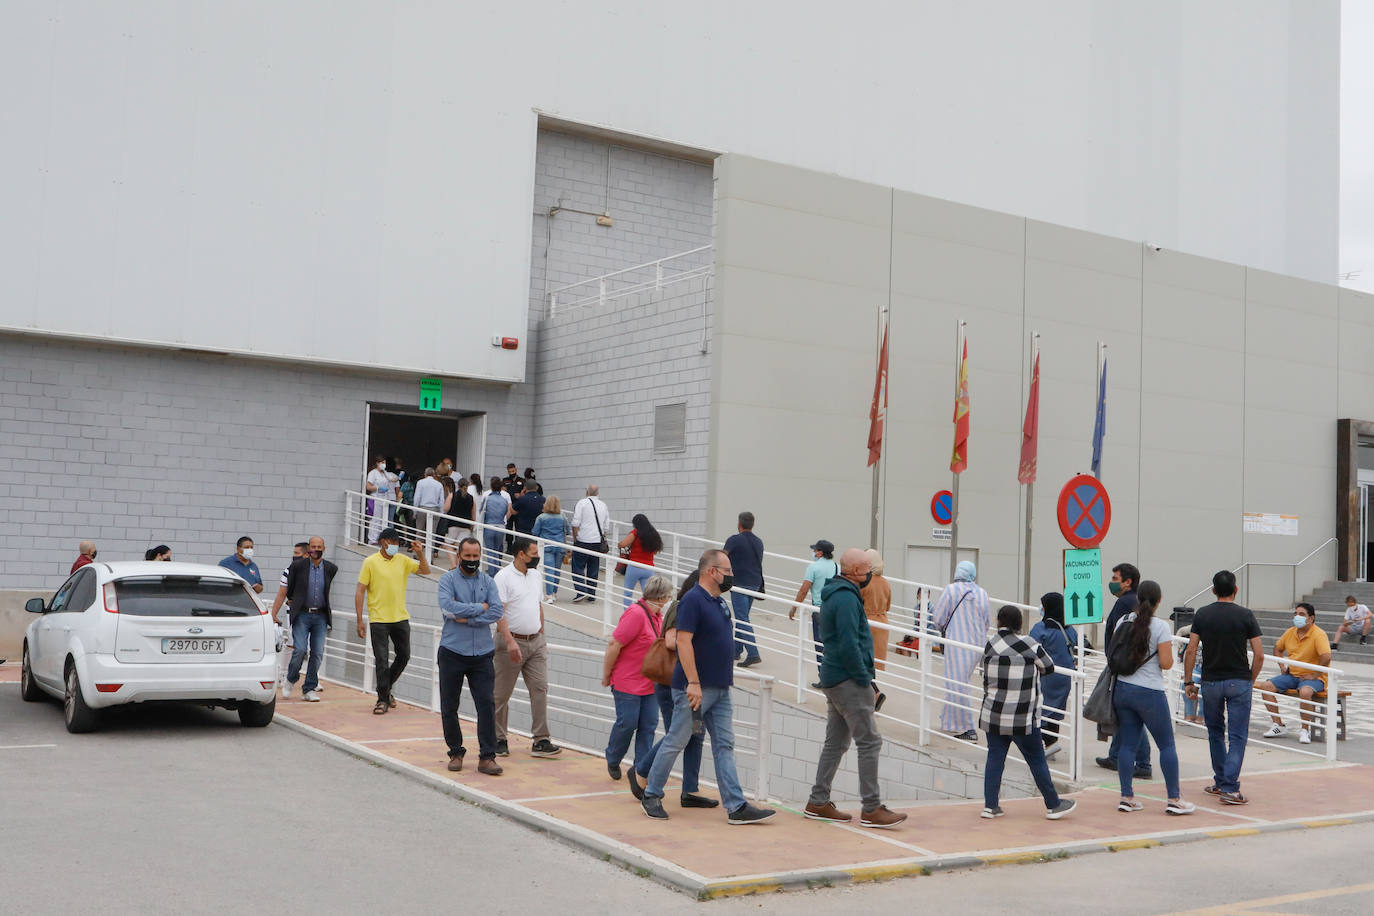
[978,605,1076,820]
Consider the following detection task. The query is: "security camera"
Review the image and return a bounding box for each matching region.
[1144,242,1162,252]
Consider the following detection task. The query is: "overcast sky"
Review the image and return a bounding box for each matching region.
[1343,3,1374,292]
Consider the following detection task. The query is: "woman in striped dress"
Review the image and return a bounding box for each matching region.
[933,560,991,741]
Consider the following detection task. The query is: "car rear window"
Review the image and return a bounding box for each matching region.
[113,576,261,617]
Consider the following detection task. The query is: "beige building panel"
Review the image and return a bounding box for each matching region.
[715,197,890,289]
[1245,300,1337,365]
[1024,258,1141,333]
[714,264,885,344]
[1139,338,1244,404]
[1141,283,1243,350]
[890,234,1022,313]
[1141,248,1245,299]
[715,155,891,229]
[891,189,1022,254]
[1025,219,1142,279]
[1246,267,1338,316]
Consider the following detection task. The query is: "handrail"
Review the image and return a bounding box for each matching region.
[1179,537,1337,607]
[547,245,712,316]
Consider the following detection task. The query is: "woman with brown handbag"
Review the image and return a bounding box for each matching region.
[601,575,671,781]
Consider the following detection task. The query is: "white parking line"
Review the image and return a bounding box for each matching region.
[0,744,58,750]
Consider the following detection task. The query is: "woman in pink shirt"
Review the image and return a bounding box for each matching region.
[601,574,673,781]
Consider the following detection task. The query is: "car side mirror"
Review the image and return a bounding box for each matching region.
[25,597,47,614]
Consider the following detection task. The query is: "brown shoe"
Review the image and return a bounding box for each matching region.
[859,805,908,829]
[477,757,504,776]
[447,752,464,772]
[804,801,853,823]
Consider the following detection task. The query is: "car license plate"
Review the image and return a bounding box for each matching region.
[161,638,225,654]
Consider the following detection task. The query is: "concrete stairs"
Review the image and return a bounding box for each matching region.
[1259,581,1374,661]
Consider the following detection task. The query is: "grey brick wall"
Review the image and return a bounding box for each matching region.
[0,336,525,588]
[521,129,714,536]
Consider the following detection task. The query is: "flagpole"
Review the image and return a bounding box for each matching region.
[870,308,889,547]
[1022,332,1039,605]
[949,320,966,583]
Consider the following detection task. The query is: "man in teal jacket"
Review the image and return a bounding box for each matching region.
[803,548,908,829]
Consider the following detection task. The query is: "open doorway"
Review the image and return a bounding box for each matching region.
[365,406,488,484]
[1338,421,1374,581]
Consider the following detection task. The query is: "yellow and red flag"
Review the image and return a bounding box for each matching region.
[866,322,889,467]
[1018,351,1040,484]
[950,338,970,473]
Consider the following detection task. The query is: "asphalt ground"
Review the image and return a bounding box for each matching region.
[4,676,1374,914]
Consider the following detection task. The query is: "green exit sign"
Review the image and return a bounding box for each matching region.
[419,378,442,412]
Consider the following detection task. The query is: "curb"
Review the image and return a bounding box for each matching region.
[273,711,1374,900]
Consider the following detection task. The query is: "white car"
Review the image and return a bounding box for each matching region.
[20,561,278,732]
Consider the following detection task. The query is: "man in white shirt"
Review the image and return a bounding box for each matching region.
[413,468,446,560]
[570,484,610,603]
[492,537,562,759]
[1333,595,1373,649]
[365,456,393,545]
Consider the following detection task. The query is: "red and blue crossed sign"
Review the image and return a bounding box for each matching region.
[1056,474,1111,548]
[931,490,954,525]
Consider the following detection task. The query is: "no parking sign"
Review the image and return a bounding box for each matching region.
[1056,474,1111,548]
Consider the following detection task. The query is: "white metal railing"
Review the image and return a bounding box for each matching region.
[323,616,776,801]
[546,245,712,316]
[342,491,1097,783]
[1180,538,1338,609]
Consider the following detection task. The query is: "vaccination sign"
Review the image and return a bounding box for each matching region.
[1063,548,1104,624]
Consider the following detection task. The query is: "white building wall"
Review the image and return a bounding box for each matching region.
[0,1,1338,384]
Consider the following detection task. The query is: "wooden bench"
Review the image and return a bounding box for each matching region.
[1274,688,1350,741]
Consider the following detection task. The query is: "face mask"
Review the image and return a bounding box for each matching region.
[378,462,387,471]
[859,572,873,589]
[383,543,398,558]
[1294,615,1308,628]
[309,549,323,559]
[460,559,481,574]
[90,550,97,559]
[241,548,254,559]
[718,573,734,593]
[1108,581,1122,596]
[526,555,540,570]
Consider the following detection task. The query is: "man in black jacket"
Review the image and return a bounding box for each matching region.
[1096,562,1151,778]
[270,535,338,702]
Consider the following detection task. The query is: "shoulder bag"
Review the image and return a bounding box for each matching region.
[639,605,675,686]
[1083,666,1117,729]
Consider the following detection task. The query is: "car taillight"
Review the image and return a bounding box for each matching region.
[260,681,275,689]
[103,583,119,614]
[95,683,122,693]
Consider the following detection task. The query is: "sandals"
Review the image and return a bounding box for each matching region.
[373,700,389,715]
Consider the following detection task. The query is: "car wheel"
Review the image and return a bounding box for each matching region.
[63,662,99,733]
[238,697,276,728]
[20,643,44,702]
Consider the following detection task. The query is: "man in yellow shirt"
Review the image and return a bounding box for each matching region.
[356,527,430,714]
[1255,603,1331,745]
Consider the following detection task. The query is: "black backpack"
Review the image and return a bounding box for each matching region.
[1106,617,1157,676]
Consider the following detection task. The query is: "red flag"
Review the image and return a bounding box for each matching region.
[867,322,889,467]
[1018,351,1040,484]
[950,338,970,473]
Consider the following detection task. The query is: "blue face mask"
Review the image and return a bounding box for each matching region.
[1293,614,1308,628]
[383,543,399,558]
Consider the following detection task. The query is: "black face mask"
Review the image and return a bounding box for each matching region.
[460,559,481,574]
[309,550,323,560]
[718,573,733,593]
[859,572,873,589]
[526,555,540,570]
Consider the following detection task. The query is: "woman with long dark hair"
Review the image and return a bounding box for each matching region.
[1110,580,1194,815]
[618,513,663,607]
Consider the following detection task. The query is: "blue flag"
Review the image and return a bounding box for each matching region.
[1091,357,1107,478]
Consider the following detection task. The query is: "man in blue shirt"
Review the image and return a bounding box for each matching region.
[437,537,505,775]
[641,549,776,825]
[722,511,765,667]
[219,536,263,594]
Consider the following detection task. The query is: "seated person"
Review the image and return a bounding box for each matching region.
[1256,603,1331,745]
[1332,595,1372,649]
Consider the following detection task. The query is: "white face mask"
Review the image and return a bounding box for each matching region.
[241,547,254,559]
[378,462,387,471]
[383,543,399,558]
[1293,614,1308,628]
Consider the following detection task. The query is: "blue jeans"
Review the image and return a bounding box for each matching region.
[542,547,564,596]
[606,689,659,768]
[637,684,704,793]
[623,564,653,607]
[482,528,504,575]
[810,611,824,666]
[1202,678,1253,793]
[287,612,327,692]
[983,728,1061,810]
[1112,680,1180,799]
[570,541,601,599]
[1107,719,1153,772]
[644,686,746,812]
[731,592,760,660]
[1183,665,1204,717]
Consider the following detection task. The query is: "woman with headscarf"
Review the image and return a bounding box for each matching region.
[1028,592,1077,758]
[931,560,991,741]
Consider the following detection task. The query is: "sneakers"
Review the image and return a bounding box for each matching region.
[804,801,853,823]
[477,757,503,776]
[1262,723,1285,738]
[280,681,294,700]
[680,793,719,808]
[727,802,777,825]
[953,730,978,743]
[1045,799,1076,820]
[980,806,1004,819]
[1044,742,1062,760]
[447,751,465,772]
[1219,791,1248,806]
[303,690,321,702]
[1299,728,1312,745]
[859,805,908,829]
[1166,800,1196,816]
[531,739,563,758]
[627,769,644,800]
[1362,634,1368,645]
[1117,799,1143,813]
[1332,643,1341,651]
[642,797,669,820]
[494,739,510,757]
[607,761,622,780]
